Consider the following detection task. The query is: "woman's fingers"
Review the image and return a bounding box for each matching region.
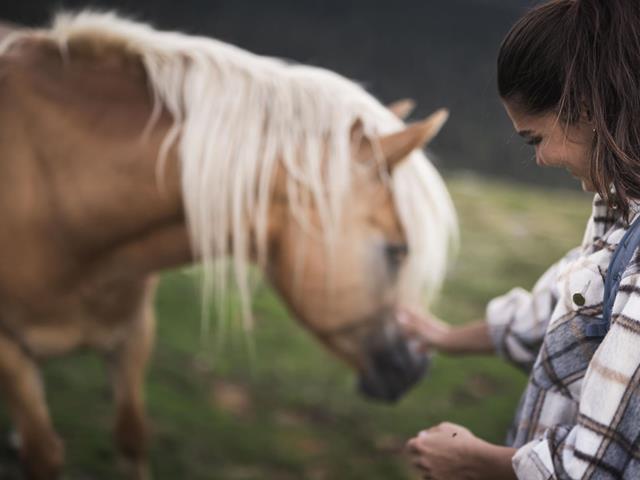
[397,310,422,332]
[397,310,432,341]
[412,458,432,473]
[396,308,451,353]
[406,438,419,454]
[406,435,431,470]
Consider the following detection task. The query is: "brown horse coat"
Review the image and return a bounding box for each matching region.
[0,28,190,479]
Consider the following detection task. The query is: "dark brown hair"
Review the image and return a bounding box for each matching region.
[498,0,640,219]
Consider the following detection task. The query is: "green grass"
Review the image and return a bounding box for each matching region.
[0,174,593,479]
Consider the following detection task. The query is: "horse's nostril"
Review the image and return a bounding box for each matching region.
[357,337,429,403]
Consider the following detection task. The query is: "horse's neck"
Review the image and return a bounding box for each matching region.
[4,37,194,278]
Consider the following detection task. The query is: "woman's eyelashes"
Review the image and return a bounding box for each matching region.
[525,135,543,146]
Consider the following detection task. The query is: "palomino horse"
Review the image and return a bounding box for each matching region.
[0,12,457,479]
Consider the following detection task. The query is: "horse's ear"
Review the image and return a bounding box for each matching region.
[350,118,374,160]
[380,108,449,172]
[387,98,416,120]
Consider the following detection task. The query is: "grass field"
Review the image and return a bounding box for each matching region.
[0,174,593,479]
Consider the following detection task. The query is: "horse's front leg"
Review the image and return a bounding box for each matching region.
[105,292,156,480]
[0,332,65,480]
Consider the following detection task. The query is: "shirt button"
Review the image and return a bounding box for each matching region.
[573,293,586,306]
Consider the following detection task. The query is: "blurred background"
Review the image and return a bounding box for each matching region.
[0,1,593,479]
[1,0,576,187]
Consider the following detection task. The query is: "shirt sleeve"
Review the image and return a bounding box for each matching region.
[511,272,640,479]
[485,248,581,373]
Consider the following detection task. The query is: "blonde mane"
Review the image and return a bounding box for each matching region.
[46,11,458,327]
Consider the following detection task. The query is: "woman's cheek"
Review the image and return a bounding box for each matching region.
[542,147,563,167]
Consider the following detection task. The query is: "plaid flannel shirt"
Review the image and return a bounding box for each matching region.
[486,194,640,479]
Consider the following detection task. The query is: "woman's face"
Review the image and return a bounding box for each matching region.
[503,100,595,191]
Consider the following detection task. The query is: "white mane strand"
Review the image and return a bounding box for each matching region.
[49,11,458,325]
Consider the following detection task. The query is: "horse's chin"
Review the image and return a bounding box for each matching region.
[356,337,429,403]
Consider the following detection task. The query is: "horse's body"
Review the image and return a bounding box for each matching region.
[0,13,457,479]
[0,29,185,478]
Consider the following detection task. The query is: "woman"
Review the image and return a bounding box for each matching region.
[404,0,640,478]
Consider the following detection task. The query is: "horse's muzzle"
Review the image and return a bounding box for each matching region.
[357,330,429,403]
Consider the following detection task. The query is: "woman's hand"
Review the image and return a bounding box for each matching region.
[398,310,496,356]
[397,309,452,353]
[406,422,479,480]
[406,422,517,480]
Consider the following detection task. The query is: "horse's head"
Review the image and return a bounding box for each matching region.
[266,107,455,402]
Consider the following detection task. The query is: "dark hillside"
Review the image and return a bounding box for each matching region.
[1,1,571,187]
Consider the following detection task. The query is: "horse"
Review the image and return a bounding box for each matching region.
[0,11,457,479]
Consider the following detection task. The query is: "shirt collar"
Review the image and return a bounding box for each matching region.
[591,193,640,229]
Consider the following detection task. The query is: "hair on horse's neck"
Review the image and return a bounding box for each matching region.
[28,11,457,327]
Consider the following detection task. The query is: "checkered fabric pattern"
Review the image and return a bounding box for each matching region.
[486,194,640,479]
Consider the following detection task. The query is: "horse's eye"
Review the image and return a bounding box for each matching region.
[385,243,408,267]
